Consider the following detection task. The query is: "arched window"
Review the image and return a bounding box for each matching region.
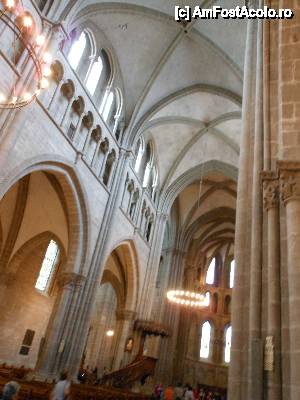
[86,57,103,95]
[143,164,151,188]
[100,91,114,121]
[35,240,60,292]
[68,31,87,70]
[224,295,231,314]
[134,139,144,173]
[206,258,216,285]
[230,259,235,288]
[224,325,232,363]
[204,291,210,307]
[212,292,218,313]
[102,149,116,187]
[200,321,212,359]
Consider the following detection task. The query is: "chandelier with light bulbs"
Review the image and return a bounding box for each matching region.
[167,290,209,308]
[0,0,52,109]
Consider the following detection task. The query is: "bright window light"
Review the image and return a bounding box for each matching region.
[68,31,87,70]
[100,91,114,121]
[86,58,103,95]
[225,326,232,363]
[230,260,235,288]
[206,258,216,284]
[200,321,211,359]
[35,240,59,292]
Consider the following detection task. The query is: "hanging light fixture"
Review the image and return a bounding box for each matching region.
[167,290,209,308]
[0,0,52,109]
[165,137,209,309]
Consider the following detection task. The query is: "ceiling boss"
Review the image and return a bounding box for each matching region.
[0,0,52,109]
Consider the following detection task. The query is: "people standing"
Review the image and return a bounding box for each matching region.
[164,384,174,400]
[0,381,20,400]
[174,382,184,400]
[154,383,163,400]
[184,385,195,400]
[51,371,71,400]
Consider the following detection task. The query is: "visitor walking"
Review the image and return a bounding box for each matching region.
[184,385,195,400]
[174,382,184,400]
[51,371,71,400]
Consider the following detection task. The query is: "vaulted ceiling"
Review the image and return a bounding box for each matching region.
[54,0,244,249]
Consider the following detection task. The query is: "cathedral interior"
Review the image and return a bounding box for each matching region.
[0,0,299,399]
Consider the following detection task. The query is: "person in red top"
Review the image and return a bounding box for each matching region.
[193,384,201,400]
[164,385,174,400]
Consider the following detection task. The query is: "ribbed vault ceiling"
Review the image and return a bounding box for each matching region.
[55,0,244,246]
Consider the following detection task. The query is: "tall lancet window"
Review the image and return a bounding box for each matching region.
[225,325,232,363]
[206,258,216,285]
[86,58,103,95]
[230,259,235,288]
[35,240,60,292]
[100,91,114,121]
[200,321,212,359]
[68,31,87,70]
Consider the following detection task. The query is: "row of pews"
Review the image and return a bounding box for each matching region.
[0,365,151,400]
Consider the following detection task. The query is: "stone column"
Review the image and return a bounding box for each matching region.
[137,212,169,320]
[111,310,136,370]
[155,248,186,384]
[262,171,282,400]
[279,162,300,400]
[33,272,86,380]
[61,149,135,377]
[227,0,267,397]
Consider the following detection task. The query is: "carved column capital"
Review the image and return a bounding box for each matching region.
[56,272,86,290]
[261,171,279,211]
[278,161,300,205]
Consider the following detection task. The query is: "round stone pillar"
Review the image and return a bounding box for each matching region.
[262,172,281,400]
[33,272,86,380]
[279,162,300,400]
[111,309,136,370]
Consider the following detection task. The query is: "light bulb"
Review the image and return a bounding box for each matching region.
[40,77,49,89]
[5,0,15,9]
[43,52,52,64]
[23,92,31,102]
[0,93,6,103]
[36,35,45,46]
[11,96,17,104]
[23,16,33,28]
[106,330,114,337]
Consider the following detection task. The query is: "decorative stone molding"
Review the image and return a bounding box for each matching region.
[116,309,137,321]
[278,161,300,205]
[261,171,279,211]
[157,212,169,221]
[56,272,86,290]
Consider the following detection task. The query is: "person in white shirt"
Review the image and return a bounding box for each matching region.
[51,371,71,400]
[184,385,195,400]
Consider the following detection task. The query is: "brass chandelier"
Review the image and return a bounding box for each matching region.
[0,0,52,109]
[167,290,209,308]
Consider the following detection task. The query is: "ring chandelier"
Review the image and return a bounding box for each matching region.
[167,290,209,308]
[0,0,52,109]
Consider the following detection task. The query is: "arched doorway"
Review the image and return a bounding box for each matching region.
[83,241,139,376]
[0,169,87,373]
